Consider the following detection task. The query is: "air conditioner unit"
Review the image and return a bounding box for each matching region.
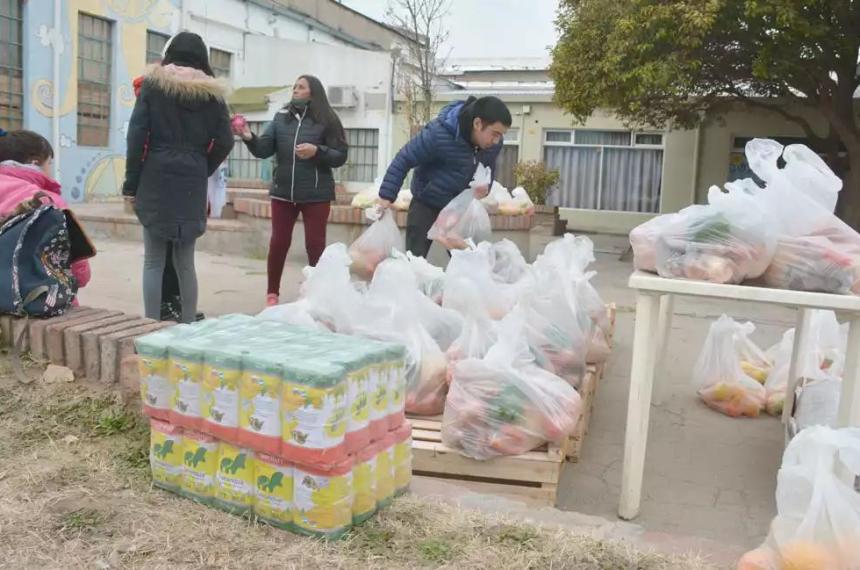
[328,86,357,108]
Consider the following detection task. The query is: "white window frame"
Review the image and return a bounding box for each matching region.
[503,127,520,146]
[542,128,666,213]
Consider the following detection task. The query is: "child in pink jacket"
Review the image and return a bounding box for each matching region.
[0,129,92,292]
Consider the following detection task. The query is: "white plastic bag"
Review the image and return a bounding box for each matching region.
[428,164,492,249]
[693,315,766,417]
[481,181,511,214]
[348,208,403,280]
[256,299,324,330]
[491,239,529,284]
[762,235,860,294]
[441,308,583,460]
[299,243,366,332]
[499,187,535,216]
[794,377,842,432]
[393,250,445,303]
[443,276,498,384]
[764,310,846,416]
[445,243,517,319]
[207,162,228,218]
[737,426,860,570]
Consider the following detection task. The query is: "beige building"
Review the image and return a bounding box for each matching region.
[389,58,828,237]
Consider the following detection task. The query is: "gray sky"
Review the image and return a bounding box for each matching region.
[340,0,560,60]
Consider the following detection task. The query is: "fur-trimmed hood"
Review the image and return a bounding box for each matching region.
[143,64,230,102]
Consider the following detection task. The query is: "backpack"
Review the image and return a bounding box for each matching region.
[0,202,77,317]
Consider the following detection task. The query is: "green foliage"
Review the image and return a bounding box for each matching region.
[514,161,560,205]
[549,0,860,135]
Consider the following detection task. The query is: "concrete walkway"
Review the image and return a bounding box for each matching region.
[78,237,793,560]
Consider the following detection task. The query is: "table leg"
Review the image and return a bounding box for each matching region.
[838,316,860,427]
[619,292,660,520]
[782,309,812,432]
[652,294,675,406]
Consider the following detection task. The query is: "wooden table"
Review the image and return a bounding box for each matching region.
[619,270,860,520]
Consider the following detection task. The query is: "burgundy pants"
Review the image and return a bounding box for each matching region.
[268,199,331,295]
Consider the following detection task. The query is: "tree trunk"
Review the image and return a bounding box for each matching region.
[835,145,860,231]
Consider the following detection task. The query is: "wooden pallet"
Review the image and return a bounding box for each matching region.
[409,415,565,506]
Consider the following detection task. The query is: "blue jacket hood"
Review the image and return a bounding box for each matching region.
[438,101,466,137]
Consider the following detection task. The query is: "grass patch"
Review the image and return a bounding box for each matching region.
[418,538,458,564]
[57,508,107,537]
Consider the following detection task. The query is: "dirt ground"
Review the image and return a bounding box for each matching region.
[0,353,718,570]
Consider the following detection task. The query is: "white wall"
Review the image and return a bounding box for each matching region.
[182,0,353,80]
[241,36,395,187]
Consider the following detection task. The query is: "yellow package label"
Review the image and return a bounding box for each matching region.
[369,365,388,423]
[181,435,219,500]
[202,363,241,428]
[387,364,406,416]
[375,446,395,503]
[139,356,171,412]
[352,457,377,518]
[170,357,202,418]
[394,440,412,490]
[283,382,348,449]
[294,468,353,534]
[214,444,254,509]
[150,427,182,489]
[240,371,281,437]
[254,459,294,526]
[348,369,370,432]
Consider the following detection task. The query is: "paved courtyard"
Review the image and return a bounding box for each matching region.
[79,237,794,558]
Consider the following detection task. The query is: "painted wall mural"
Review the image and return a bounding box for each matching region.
[21,0,180,202]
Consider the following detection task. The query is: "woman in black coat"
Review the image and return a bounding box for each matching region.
[122,32,233,323]
[236,75,348,307]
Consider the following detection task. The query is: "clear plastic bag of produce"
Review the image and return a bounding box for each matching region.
[629,213,681,273]
[351,183,380,209]
[521,294,587,389]
[693,315,766,417]
[655,186,777,284]
[393,189,413,211]
[498,187,535,216]
[491,239,529,284]
[737,426,860,570]
[762,235,859,294]
[428,164,492,249]
[445,243,518,320]
[348,207,403,281]
[300,243,366,332]
[442,308,583,460]
[443,276,498,384]
[764,310,846,417]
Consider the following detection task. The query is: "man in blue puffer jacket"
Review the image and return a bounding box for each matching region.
[378,96,512,257]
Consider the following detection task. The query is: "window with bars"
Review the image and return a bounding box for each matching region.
[0,0,23,131]
[146,30,169,65]
[210,48,231,78]
[227,122,273,181]
[77,13,113,147]
[338,128,378,183]
[543,129,664,213]
[495,127,519,188]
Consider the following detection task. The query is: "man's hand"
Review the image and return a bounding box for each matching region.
[472,184,490,199]
[295,143,318,159]
[377,198,393,210]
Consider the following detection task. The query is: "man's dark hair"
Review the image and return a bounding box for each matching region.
[471,96,512,127]
[0,130,54,165]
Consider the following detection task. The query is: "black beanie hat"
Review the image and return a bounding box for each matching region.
[161,32,215,77]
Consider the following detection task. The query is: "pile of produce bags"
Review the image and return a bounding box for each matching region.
[260,233,611,460]
[737,426,860,570]
[630,139,860,294]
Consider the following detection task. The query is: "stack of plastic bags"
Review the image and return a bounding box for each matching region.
[631,139,860,294]
[260,232,611,460]
[348,207,403,281]
[737,426,860,570]
[136,315,413,539]
[482,181,536,216]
